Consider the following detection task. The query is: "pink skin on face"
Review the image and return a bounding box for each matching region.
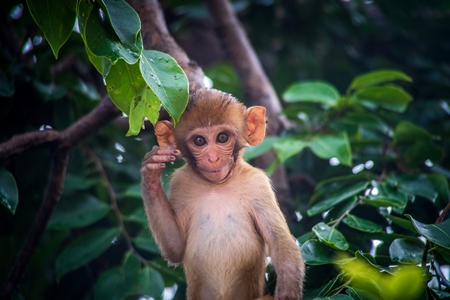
[186,125,237,183]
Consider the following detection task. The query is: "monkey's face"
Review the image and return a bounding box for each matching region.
[185,124,238,183]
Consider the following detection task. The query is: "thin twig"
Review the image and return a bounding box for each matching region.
[83,146,148,266]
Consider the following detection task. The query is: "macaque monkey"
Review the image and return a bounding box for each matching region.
[141,88,305,299]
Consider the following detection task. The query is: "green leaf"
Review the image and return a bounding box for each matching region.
[85,44,112,76]
[427,173,450,208]
[244,136,279,161]
[401,139,445,167]
[136,267,165,298]
[389,238,424,264]
[140,50,189,126]
[407,215,450,249]
[133,231,160,254]
[341,112,390,134]
[127,82,160,136]
[349,70,412,91]
[308,181,369,216]
[48,195,110,230]
[123,183,142,198]
[123,209,148,227]
[27,0,76,58]
[346,287,380,300]
[99,0,142,51]
[382,214,416,233]
[353,85,412,113]
[56,227,120,281]
[363,181,408,209]
[78,0,139,64]
[94,251,143,299]
[397,174,438,201]
[63,174,98,194]
[0,168,18,214]
[313,222,349,250]
[393,121,431,144]
[104,59,158,134]
[343,215,383,233]
[300,240,353,265]
[283,81,340,107]
[309,133,352,166]
[273,137,308,163]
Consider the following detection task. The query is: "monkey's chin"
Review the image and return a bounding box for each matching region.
[199,168,230,183]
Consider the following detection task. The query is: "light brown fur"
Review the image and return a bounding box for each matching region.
[141,88,305,299]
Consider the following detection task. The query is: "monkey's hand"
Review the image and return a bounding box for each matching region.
[141,145,180,194]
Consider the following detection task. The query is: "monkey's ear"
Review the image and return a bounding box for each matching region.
[155,120,176,147]
[245,106,266,146]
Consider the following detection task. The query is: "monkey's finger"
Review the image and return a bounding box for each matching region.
[144,154,177,164]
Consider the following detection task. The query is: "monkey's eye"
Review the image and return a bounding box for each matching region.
[193,136,206,146]
[216,132,229,143]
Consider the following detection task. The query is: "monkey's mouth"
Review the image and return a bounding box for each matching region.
[199,167,230,182]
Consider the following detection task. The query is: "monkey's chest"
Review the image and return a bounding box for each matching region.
[184,196,263,265]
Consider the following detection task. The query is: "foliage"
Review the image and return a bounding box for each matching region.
[255,70,450,299]
[26,0,188,135]
[1,0,450,300]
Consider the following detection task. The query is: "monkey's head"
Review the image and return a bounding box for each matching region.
[155,88,266,183]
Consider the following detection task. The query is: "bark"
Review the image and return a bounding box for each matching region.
[1,150,69,299]
[205,0,294,215]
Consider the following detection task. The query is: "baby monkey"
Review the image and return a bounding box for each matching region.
[141,88,305,299]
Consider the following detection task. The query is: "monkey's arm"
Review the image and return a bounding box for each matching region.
[252,177,305,300]
[141,146,185,264]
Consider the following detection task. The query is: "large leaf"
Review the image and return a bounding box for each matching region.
[309,133,352,166]
[0,168,18,214]
[312,222,349,250]
[300,240,352,265]
[94,252,140,299]
[48,195,111,230]
[104,59,159,135]
[393,121,431,144]
[27,0,76,58]
[407,215,450,249]
[353,85,412,113]
[427,173,450,208]
[99,0,142,51]
[397,174,437,201]
[78,0,139,64]
[348,70,412,91]
[283,81,340,107]
[140,50,189,126]
[341,112,390,134]
[55,227,120,281]
[136,267,165,298]
[273,137,308,163]
[244,136,279,161]
[308,181,369,216]
[343,215,383,233]
[389,238,424,264]
[133,231,160,254]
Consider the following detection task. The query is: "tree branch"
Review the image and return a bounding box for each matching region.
[1,149,70,299]
[0,97,120,297]
[205,0,294,216]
